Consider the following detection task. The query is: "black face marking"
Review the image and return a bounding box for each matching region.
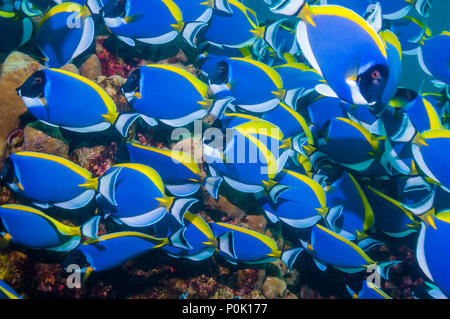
[357,64,389,104]
[101,0,127,18]
[122,69,140,94]
[0,158,16,185]
[209,60,229,85]
[16,70,46,98]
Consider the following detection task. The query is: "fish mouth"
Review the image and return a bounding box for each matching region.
[123,90,138,102]
[1,158,17,187]
[122,69,141,102]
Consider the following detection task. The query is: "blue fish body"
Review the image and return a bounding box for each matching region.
[326,172,374,240]
[273,63,324,108]
[198,46,252,76]
[0,280,22,299]
[304,224,374,271]
[365,186,419,237]
[435,186,450,213]
[1,152,96,209]
[204,121,288,193]
[208,57,284,113]
[347,280,392,299]
[419,33,450,85]
[96,164,168,226]
[379,30,403,107]
[307,96,344,134]
[412,130,450,192]
[123,64,211,127]
[0,12,33,52]
[262,103,313,141]
[377,0,413,20]
[262,169,326,228]
[210,222,280,264]
[17,69,125,134]
[296,5,389,105]
[202,0,258,48]
[104,0,180,44]
[407,95,441,134]
[161,212,217,261]
[74,232,168,272]
[173,0,212,22]
[390,16,429,54]
[341,101,378,127]
[0,204,99,250]
[320,117,380,170]
[126,142,223,198]
[274,63,323,92]
[127,142,201,190]
[35,3,94,67]
[417,212,450,297]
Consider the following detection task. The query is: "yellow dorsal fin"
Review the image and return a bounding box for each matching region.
[171,21,185,33]
[298,3,316,26]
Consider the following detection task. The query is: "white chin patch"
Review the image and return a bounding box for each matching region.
[104,17,126,29]
[345,79,369,105]
[21,96,46,108]
[123,91,137,102]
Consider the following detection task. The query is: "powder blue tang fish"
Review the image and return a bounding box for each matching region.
[126,142,223,198]
[70,231,169,280]
[306,95,345,135]
[365,186,420,238]
[208,57,285,113]
[412,129,450,192]
[273,63,324,108]
[0,204,99,251]
[100,0,206,47]
[35,2,94,68]
[94,163,198,227]
[390,16,431,55]
[221,105,313,148]
[346,280,392,299]
[325,172,375,240]
[377,0,413,20]
[0,9,33,52]
[416,211,450,298]
[379,30,403,107]
[0,280,22,299]
[1,152,98,209]
[293,5,390,105]
[52,0,104,14]
[261,169,328,228]
[203,120,290,193]
[122,64,233,127]
[198,44,253,77]
[418,32,450,86]
[160,212,218,261]
[201,0,259,48]
[17,68,139,137]
[302,224,400,276]
[210,221,302,269]
[320,117,381,172]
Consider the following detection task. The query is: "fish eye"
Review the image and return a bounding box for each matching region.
[34,77,42,85]
[371,70,381,80]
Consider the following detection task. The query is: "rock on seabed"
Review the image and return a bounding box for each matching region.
[0,51,44,166]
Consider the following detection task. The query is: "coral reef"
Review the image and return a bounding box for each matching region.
[0,52,43,165]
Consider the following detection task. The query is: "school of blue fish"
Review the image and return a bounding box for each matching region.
[0,0,449,299]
